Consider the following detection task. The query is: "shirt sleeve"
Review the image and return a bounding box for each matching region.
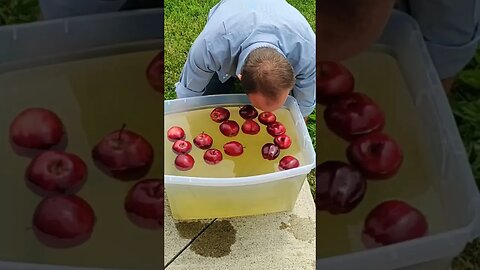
[175,37,219,98]
[292,56,316,117]
[407,0,480,79]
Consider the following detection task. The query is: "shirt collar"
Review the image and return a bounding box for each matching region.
[236,42,286,76]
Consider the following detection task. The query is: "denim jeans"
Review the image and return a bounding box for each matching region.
[203,73,243,96]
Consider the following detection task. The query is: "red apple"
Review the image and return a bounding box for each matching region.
[210,107,230,123]
[241,119,260,135]
[92,125,154,180]
[10,108,64,150]
[223,141,244,156]
[33,195,95,248]
[273,134,292,149]
[347,132,403,179]
[258,112,277,125]
[279,156,299,170]
[239,105,258,119]
[317,61,355,105]
[203,149,223,165]
[146,51,164,92]
[261,143,280,160]
[124,179,164,230]
[219,120,240,137]
[167,126,185,142]
[193,132,213,149]
[324,93,385,140]
[172,140,192,154]
[316,161,366,214]
[362,200,428,248]
[267,122,286,137]
[26,151,87,197]
[175,154,194,171]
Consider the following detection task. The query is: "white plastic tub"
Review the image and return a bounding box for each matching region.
[316,10,480,270]
[164,94,316,220]
[0,8,163,74]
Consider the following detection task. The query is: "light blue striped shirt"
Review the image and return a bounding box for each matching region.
[174,0,316,117]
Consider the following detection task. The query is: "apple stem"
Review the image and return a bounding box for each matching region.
[118,123,127,141]
[370,143,384,155]
[141,185,161,198]
[51,160,63,174]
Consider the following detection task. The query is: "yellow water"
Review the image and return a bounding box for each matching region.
[0,50,163,269]
[164,107,307,178]
[317,48,446,258]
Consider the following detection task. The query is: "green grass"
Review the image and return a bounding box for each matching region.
[0,0,39,25]
[164,0,317,196]
[2,0,480,268]
[450,54,480,187]
[450,49,480,270]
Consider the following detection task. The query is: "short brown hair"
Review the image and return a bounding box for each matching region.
[240,47,295,100]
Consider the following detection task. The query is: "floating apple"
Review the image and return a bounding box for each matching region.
[210,107,230,123]
[172,140,192,155]
[258,112,277,125]
[124,179,164,230]
[203,149,223,165]
[241,119,260,135]
[239,105,258,120]
[175,154,194,171]
[273,134,292,149]
[347,132,403,179]
[362,200,428,248]
[267,122,286,137]
[261,143,280,160]
[258,112,277,126]
[92,125,154,180]
[193,132,213,149]
[219,120,240,137]
[146,51,164,92]
[279,156,299,170]
[26,151,87,197]
[10,108,65,150]
[317,61,355,105]
[223,141,244,156]
[316,161,366,214]
[33,195,95,248]
[324,93,385,141]
[167,126,185,142]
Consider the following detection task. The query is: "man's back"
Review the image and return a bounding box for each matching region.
[176,0,316,117]
[206,0,313,39]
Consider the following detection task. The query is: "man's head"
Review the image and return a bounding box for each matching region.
[239,47,295,112]
[317,0,395,61]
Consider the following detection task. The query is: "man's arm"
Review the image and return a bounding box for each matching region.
[175,38,219,98]
[293,57,316,119]
[406,0,480,92]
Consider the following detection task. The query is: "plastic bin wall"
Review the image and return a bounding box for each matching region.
[316,10,480,270]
